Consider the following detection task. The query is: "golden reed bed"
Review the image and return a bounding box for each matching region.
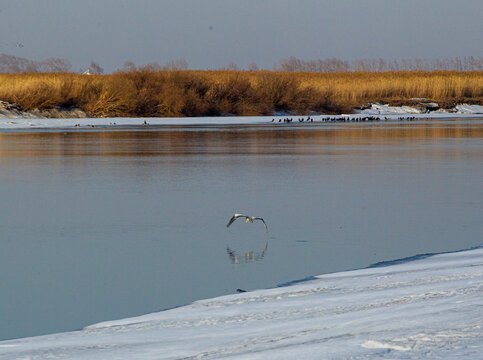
[0,70,481,117]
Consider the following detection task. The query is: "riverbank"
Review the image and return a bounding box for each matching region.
[0,70,481,118]
[1,246,481,359]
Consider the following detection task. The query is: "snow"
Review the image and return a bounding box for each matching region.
[358,103,422,115]
[455,104,483,114]
[359,103,483,115]
[1,246,481,359]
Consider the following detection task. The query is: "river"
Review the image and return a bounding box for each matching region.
[0,119,481,340]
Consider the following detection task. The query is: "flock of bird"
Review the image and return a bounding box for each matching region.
[272,116,314,123]
[74,124,102,127]
[71,115,419,129]
[73,121,150,128]
[271,115,419,123]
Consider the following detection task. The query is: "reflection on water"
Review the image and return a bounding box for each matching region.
[226,241,269,264]
[0,120,482,158]
[0,119,482,341]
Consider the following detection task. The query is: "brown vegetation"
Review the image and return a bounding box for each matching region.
[0,70,481,117]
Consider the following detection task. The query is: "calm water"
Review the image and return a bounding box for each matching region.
[0,119,482,340]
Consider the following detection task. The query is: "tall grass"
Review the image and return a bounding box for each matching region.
[0,70,481,117]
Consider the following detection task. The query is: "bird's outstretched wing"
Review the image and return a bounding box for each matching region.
[226,213,247,228]
[253,217,269,232]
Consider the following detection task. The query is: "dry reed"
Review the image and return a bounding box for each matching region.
[0,70,481,117]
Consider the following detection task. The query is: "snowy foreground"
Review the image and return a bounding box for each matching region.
[0,104,483,129]
[1,247,482,359]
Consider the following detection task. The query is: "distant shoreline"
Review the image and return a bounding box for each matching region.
[1,100,483,121]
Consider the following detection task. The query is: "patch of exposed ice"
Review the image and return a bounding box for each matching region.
[1,112,482,130]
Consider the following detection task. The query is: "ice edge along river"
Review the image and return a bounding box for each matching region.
[1,246,481,359]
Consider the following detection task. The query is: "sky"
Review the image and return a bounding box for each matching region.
[0,0,482,73]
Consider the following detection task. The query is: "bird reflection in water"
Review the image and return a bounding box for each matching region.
[226,240,268,264]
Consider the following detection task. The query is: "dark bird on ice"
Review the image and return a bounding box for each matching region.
[226,213,268,232]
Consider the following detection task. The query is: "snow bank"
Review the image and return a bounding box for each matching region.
[1,246,481,359]
[0,101,40,119]
[359,103,483,115]
[358,103,422,115]
[455,104,483,114]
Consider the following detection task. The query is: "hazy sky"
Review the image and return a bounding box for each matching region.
[0,0,482,72]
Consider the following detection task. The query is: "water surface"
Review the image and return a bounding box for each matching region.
[0,119,482,340]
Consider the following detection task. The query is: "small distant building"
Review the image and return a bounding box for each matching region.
[81,62,103,75]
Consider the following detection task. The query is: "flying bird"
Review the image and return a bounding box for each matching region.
[226,213,268,232]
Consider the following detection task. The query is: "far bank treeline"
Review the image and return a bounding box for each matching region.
[0,70,482,117]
